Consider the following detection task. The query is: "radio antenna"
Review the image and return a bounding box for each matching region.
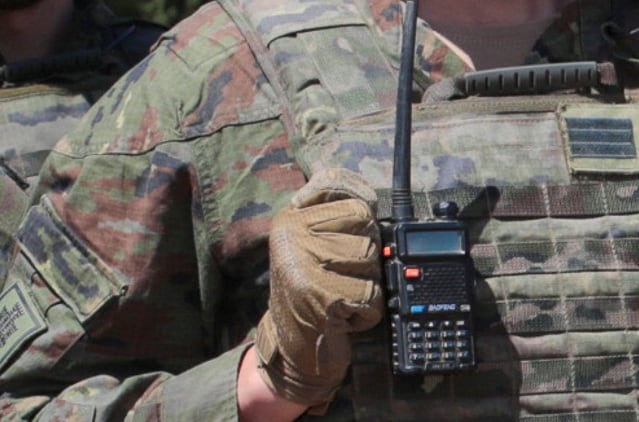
[392,0,418,223]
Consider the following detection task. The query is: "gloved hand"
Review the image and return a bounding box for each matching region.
[255,168,384,413]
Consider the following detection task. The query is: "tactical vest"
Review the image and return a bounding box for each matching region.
[219,0,639,420]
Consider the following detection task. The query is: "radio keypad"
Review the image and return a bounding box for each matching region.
[401,318,474,370]
[385,223,476,375]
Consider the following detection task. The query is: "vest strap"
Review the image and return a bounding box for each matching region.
[376,181,639,221]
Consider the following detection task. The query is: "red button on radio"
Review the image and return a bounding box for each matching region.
[405,267,421,279]
[382,246,393,258]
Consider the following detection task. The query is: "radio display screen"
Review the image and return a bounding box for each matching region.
[405,229,465,255]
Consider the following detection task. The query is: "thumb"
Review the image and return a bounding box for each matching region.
[292,168,378,212]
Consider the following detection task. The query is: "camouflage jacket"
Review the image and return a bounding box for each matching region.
[0,0,636,421]
[0,0,165,280]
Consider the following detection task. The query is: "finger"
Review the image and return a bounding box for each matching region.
[297,199,377,236]
[325,278,384,332]
[292,168,377,212]
[308,233,380,277]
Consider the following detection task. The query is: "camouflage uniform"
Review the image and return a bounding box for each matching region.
[1,0,638,420]
[0,0,165,280]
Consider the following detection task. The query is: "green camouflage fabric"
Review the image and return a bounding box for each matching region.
[0,0,636,420]
[0,0,165,281]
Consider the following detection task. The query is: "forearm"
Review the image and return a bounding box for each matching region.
[237,345,308,422]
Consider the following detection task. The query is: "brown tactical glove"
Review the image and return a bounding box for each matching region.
[255,168,384,412]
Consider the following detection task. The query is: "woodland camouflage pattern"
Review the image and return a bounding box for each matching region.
[1,0,638,420]
[0,0,164,280]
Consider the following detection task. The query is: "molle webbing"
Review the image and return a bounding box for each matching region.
[358,182,639,421]
[376,181,639,221]
[378,182,639,277]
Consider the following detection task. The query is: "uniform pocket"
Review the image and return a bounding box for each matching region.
[15,197,127,323]
[0,197,126,381]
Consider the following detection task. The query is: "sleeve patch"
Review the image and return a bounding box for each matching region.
[0,282,46,370]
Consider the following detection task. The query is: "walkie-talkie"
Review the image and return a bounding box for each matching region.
[381,0,476,375]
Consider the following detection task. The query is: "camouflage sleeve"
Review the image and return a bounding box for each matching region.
[0,3,304,420]
[1,344,249,421]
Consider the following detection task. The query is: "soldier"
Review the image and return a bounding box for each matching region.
[1,0,638,420]
[0,0,165,279]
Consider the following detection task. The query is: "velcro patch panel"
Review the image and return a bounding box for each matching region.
[560,103,639,174]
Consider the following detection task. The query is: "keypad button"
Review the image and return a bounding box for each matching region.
[457,351,471,360]
[456,330,470,338]
[426,331,440,339]
[408,322,422,330]
[443,341,456,350]
[442,330,456,339]
[409,343,424,352]
[443,352,456,361]
[408,331,424,341]
[426,341,441,350]
[427,352,442,361]
[410,353,425,362]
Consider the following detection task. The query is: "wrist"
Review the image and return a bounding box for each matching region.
[254,312,345,412]
[237,345,308,422]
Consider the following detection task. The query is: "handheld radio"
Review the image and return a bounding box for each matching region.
[381,0,476,375]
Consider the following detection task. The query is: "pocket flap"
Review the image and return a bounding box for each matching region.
[15,198,126,323]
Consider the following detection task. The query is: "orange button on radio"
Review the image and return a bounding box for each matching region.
[405,267,421,279]
[382,246,393,258]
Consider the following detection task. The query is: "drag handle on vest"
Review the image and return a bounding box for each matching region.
[380,0,477,375]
